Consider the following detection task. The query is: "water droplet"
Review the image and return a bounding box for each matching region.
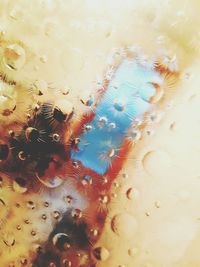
[90,228,99,238]
[16,225,21,230]
[114,182,119,188]
[142,150,172,177]
[52,133,60,142]
[13,177,28,193]
[71,208,82,220]
[93,247,110,261]
[111,213,138,238]
[26,201,36,210]
[3,43,26,70]
[36,174,63,188]
[52,233,71,251]
[80,94,94,106]
[18,151,26,161]
[82,175,93,186]
[150,85,164,103]
[108,122,116,130]
[33,79,48,95]
[155,201,161,208]
[128,247,139,257]
[53,211,61,220]
[25,127,39,142]
[24,219,30,224]
[62,259,72,267]
[98,195,109,204]
[113,100,125,112]
[31,230,36,236]
[64,195,73,204]
[129,129,141,141]
[122,173,129,179]
[98,116,108,128]
[20,258,28,265]
[40,55,47,63]
[41,214,47,220]
[44,201,49,207]
[126,188,134,200]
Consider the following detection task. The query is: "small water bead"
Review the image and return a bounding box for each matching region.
[18,151,26,161]
[113,181,120,188]
[129,129,141,141]
[53,211,61,220]
[44,201,49,207]
[113,100,126,112]
[98,195,109,204]
[107,148,116,158]
[41,214,47,220]
[102,176,109,184]
[83,124,93,132]
[122,173,129,179]
[3,234,15,247]
[8,130,15,137]
[52,133,60,142]
[93,247,110,261]
[82,175,93,186]
[80,94,94,107]
[111,192,117,198]
[98,116,108,128]
[62,259,72,267]
[133,117,143,127]
[108,122,116,130]
[33,79,48,95]
[40,55,48,63]
[128,247,139,257]
[26,201,36,210]
[90,228,99,237]
[155,201,161,208]
[13,177,28,193]
[145,128,155,136]
[64,195,73,204]
[71,208,82,220]
[111,213,138,238]
[126,188,134,200]
[52,233,71,251]
[34,244,42,254]
[20,258,28,265]
[31,230,36,236]
[25,127,39,142]
[3,43,26,70]
[72,161,79,169]
[16,225,21,230]
[36,174,63,189]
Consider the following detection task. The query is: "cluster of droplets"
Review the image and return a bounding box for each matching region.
[0,35,179,267]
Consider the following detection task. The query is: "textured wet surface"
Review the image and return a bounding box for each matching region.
[0,0,200,267]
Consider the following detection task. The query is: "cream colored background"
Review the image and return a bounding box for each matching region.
[0,0,200,266]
